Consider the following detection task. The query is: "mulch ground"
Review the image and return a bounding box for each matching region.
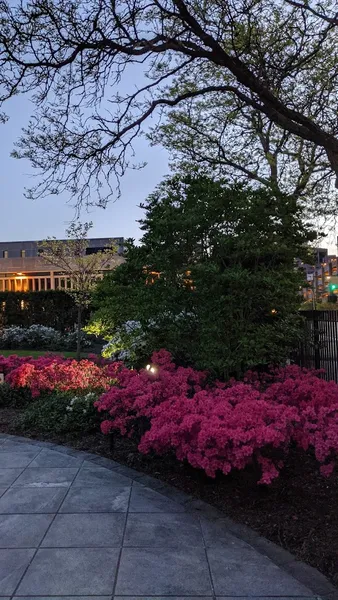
[1,406,337,587]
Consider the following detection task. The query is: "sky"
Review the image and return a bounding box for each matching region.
[0,95,169,243]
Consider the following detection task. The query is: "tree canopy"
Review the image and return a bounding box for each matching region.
[1,0,338,207]
[90,175,315,376]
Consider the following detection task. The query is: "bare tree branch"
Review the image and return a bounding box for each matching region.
[1,0,338,207]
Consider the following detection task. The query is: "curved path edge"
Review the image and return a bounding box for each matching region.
[1,433,336,600]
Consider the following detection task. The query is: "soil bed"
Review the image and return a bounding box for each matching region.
[1,406,337,587]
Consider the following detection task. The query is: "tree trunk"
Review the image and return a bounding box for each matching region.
[76,304,82,361]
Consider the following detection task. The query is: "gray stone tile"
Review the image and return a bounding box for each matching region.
[16,597,111,600]
[129,483,186,513]
[207,545,312,596]
[0,468,23,486]
[17,548,120,595]
[0,488,8,498]
[0,548,35,595]
[1,442,40,452]
[42,513,126,547]
[13,467,78,488]
[0,514,53,548]
[216,598,317,600]
[0,486,67,513]
[124,512,204,547]
[200,517,252,548]
[29,449,84,468]
[114,598,213,600]
[60,485,130,513]
[0,451,38,468]
[73,463,130,486]
[86,455,121,469]
[115,547,213,595]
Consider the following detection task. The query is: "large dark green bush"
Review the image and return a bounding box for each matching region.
[0,291,91,331]
[89,175,315,378]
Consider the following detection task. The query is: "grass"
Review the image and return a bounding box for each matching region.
[0,349,88,358]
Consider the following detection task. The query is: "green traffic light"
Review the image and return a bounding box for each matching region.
[330,284,337,291]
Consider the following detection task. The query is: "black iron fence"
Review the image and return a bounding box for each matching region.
[297,310,338,381]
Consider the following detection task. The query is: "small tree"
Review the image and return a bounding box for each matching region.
[39,223,117,359]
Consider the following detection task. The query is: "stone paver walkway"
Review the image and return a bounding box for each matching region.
[0,435,334,599]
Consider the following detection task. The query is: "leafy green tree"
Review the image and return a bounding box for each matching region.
[90,175,315,377]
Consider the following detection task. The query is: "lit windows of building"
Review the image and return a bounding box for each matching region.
[0,238,125,292]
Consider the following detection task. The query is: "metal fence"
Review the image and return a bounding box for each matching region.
[298,310,338,381]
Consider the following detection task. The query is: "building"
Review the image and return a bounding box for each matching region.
[0,238,124,292]
[299,248,338,302]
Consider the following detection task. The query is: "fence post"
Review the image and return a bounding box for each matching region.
[313,311,320,370]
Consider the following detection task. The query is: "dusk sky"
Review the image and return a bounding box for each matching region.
[0,94,169,243]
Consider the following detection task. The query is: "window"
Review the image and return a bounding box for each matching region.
[3,251,8,258]
[86,247,102,255]
[20,250,26,258]
[34,279,39,291]
[40,278,45,290]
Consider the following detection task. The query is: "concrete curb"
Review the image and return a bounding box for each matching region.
[1,433,336,599]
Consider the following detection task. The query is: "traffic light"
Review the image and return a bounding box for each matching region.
[329,283,337,292]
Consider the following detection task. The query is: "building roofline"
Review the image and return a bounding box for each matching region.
[0,237,124,244]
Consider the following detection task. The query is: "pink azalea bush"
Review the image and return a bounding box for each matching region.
[4,349,338,484]
[95,350,338,484]
[3,355,119,397]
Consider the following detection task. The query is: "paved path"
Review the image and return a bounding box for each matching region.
[0,435,333,599]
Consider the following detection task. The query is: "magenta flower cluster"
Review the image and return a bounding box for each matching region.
[96,351,338,484]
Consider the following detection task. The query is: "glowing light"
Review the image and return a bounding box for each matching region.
[146,364,151,371]
[271,309,277,315]
[150,366,157,374]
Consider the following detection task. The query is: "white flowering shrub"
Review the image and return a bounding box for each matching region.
[0,325,92,350]
[101,314,196,367]
[102,320,147,365]
[20,390,100,433]
[62,330,93,350]
[65,392,98,428]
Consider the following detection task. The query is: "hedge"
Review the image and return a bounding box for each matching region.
[0,291,91,331]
